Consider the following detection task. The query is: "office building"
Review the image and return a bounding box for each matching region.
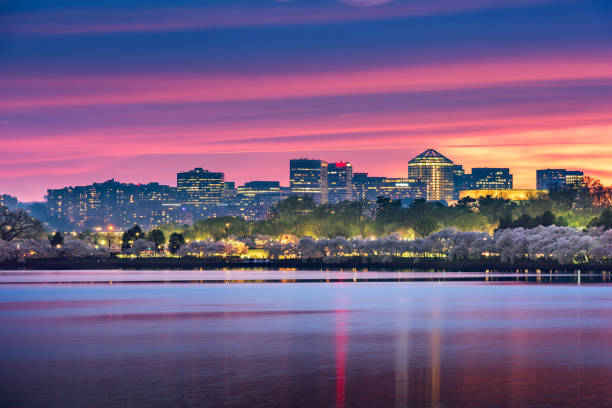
[469,168,513,190]
[407,149,455,202]
[177,168,224,207]
[452,165,467,200]
[379,178,427,202]
[327,162,353,203]
[536,169,583,190]
[565,170,585,187]
[290,159,328,203]
[233,181,283,220]
[352,172,370,202]
[0,194,18,210]
[46,179,183,230]
[352,173,426,204]
[223,182,237,202]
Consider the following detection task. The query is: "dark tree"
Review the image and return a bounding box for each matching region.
[168,232,186,255]
[515,214,535,229]
[413,216,440,238]
[148,229,166,254]
[589,208,612,230]
[455,197,477,212]
[498,214,514,230]
[477,196,515,223]
[0,206,45,242]
[49,231,65,247]
[121,225,144,250]
[536,210,556,227]
[269,196,316,218]
[375,197,403,221]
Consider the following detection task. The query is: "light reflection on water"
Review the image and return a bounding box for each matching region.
[1,270,612,407]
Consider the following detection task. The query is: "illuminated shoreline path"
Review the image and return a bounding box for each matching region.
[407,149,455,202]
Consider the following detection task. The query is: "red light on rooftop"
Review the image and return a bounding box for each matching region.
[334,162,347,168]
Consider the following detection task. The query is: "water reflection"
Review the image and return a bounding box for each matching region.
[1,273,612,407]
[335,309,347,408]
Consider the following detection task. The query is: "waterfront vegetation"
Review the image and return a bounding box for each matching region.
[1,180,612,266]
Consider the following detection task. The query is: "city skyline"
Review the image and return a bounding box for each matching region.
[1,151,586,203]
[0,148,591,203]
[1,0,611,201]
[25,148,587,231]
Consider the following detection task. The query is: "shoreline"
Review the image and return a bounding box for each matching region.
[1,257,611,272]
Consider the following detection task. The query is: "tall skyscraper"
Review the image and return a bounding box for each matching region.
[469,168,513,190]
[407,149,454,202]
[177,168,224,207]
[290,159,328,203]
[327,162,353,203]
[536,169,583,190]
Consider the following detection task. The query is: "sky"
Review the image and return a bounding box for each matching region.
[1,0,611,201]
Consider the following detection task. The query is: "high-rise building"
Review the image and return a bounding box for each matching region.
[327,162,353,203]
[177,168,224,207]
[407,149,455,202]
[452,165,466,200]
[290,159,328,203]
[237,181,282,207]
[352,172,370,201]
[469,168,513,190]
[536,169,583,190]
[0,194,18,210]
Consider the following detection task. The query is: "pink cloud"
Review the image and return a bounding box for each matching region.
[0,0,566,36]
[1,56,611,111]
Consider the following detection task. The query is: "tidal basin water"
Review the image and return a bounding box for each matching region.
[2,270,612,407]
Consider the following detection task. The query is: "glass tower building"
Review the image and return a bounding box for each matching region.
[327,162,353,204]
[407,149,454,203]
[290,159,328,203]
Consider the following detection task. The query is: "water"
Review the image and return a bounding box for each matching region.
[2,270,612,407]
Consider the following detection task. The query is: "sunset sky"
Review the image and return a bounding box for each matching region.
[1,0,611,201]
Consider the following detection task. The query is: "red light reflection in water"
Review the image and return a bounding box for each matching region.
[335,309,348,408]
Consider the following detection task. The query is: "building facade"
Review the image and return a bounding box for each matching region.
[407,149,455,203]
[290,159,328,203]
[452,165,466,200]
[565,170,585,187]
[0,194,18,210]
[46,179,184,230]
[352,173,426,204]
[234,181,283,220]
[177,168,224,208]
[327,162,353,203]
[468,168,513,190]
[536,169,583,190]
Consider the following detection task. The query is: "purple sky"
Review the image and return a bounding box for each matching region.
[1,0,611,201]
